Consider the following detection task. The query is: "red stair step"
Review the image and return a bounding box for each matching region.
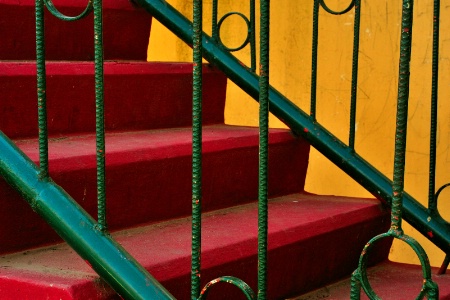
[293,260,450,299]
[0,125,309,254]
[0,193,392,299]
[0,62,227,138]
[0,0,151,60]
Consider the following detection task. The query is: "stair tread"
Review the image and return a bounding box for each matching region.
[292,260,450,299]
[14,124,297,167]
[0,193,390,299]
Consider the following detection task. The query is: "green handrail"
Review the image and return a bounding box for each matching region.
[133,0,450,256]
[0,131,175,300]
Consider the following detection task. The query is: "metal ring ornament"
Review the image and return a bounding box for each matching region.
[319,0,355,15]
[43,0,93,21]
[217,12,251,52]
[197,276,256,300]
[435,182,450,223]
[352,232,439,299]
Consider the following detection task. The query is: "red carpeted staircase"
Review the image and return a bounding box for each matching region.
[0,0,448,299]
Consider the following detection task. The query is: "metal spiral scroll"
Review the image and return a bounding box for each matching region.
[319,0,355,15]
[197,276,255,300]
[212,0,256,71]
[351,0,439,298]
[43,0,93,21]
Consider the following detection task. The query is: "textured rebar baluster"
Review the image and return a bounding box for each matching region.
[428,0,440,214]
[191,0,203,299]
[310,0,319,120]
[350,271,361,300]
[348,0,361,150]
[249,0,256,72]
[258,0,270,299]
[35,0,49,178]
[211,0,218,41]
[350,1,439,298]
[438,254,450,275]
[391,0,415,233]
[93,0,107,232]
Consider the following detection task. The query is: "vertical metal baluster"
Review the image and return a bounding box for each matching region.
[428,0,440,213]
[348,0,361,150]
[191,0,203,299]
[212,0,218,41]
[249,0,256,72]
[93,0,107,232]
[258,0,270,299]
[310,0,319,120]
[36,0,49,178]
[391,0,414,234]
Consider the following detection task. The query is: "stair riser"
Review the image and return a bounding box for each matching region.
[0,138,309,254]
[0,63,227,138]
[0,0,151,60]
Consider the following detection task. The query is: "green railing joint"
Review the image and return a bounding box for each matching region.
[191,0,203,298]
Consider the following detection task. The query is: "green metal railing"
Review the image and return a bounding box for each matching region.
[0,0,448,298]
[134,0,450,298]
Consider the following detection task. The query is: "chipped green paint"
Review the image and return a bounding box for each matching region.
[198,276,256,300]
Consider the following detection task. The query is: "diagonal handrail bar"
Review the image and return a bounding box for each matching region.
[134,0,450,255]
[0,131,175,300]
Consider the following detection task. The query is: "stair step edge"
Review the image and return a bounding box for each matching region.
[0,193,391,299]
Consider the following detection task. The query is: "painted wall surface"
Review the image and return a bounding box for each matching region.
[148,0,450,268]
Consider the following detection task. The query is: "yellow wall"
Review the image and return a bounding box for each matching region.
[148,0,450,268]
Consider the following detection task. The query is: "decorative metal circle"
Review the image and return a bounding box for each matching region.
[44,0,93,21]
[355,232,438,299]
[435,182,450,203]
[319,0,355,15]
[217,12,251,52]
[197,276,255,300]
[435,182,450,222]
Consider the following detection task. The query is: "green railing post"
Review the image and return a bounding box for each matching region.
[257,0,270,298]
[350,0,439,298]
[191,0,203,299]
[93,0,107,232]
[35,0,49,178]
